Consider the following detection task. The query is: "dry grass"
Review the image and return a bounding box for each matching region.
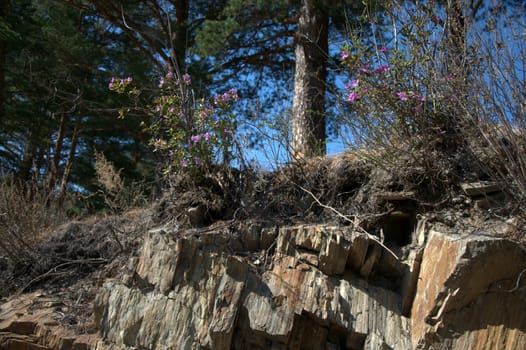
[0,178,68,265]
[94,151,149,213]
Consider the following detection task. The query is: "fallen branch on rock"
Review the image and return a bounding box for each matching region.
[18,258,108,294]
[298,185,400,260]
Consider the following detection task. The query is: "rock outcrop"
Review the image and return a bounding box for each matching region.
[89,219,525,349]
[411,228,526,349]
[1,211,524,350]
[0,291,98,350]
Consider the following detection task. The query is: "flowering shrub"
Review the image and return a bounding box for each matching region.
[110,71,238,176]
[108,76,136,94]
[339,1,466,152]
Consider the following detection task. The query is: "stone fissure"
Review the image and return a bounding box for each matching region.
[1,220,525,349]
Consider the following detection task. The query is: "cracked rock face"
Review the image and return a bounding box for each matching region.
[1,219,524,350]
[92,222,526,350]
[411,230,526,349]
[94,224,411,350]
[0,292,98,350]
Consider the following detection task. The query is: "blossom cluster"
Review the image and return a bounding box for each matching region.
[341,45,427,117]
[213,89,240,106]
[339,2,458,142]
[109,72,238,176]
[108,76,133,93]
[158,71,192,88]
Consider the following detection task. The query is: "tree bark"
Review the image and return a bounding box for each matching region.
[0,1,8,114]
[446,0,466,71]
[18,139,38,182]
[172,0,189,72]
[58,115,81,203]
[291,0,328,159]
[47,114,68,193]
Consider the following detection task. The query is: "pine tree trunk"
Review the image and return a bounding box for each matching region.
[0,1,8,114]
[446,0,466,71]
[291,0,328,159]
[443,0,467,152]
[47,114,67,193]
[172,0,189,72]
[58,116,81,204]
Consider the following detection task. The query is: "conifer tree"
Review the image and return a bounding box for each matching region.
[195,0,367,159]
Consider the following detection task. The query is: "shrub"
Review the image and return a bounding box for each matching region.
[94,151,149,213]
[110,71,239,179]
[0,177,67,265]
[339,1,468,158]
[338,1,525,215]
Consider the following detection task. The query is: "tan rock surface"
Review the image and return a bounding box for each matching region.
[411,229,526,349]
[2,219,524,350]
[94,224,412,349]
[0,292,98,350]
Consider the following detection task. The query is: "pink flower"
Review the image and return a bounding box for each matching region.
[380,46,387,53]
[204,132,211,140]
[194,157,202,165]
[340,50,350,61]
[228,88,240,101]
[181,160,188,168]
[396,91,408,101]
[158,77,165,88]
[345,80,359,89]
[191,135,201,143]
[166,71,173,79]
[374,64,390,74]
[183,73,191,85]
[346,90,360,103]
[410,91,426,102]
[358,63,371,75]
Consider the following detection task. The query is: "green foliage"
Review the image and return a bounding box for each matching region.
[193,0,294,78]
[0,0,156,207]
[110,71,239,178]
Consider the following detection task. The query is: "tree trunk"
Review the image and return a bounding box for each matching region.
[446,0,466,71]
[291,0,329,160]
[58,116,81,204]
[18,139,38,182]
[0,1,8,114]
[47,114,67,193]
[172,0,189,72]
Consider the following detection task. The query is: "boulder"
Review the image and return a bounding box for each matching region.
[411,229,526,349]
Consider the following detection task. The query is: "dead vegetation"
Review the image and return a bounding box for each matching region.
[1,121,525,316]
[0,209,152,298]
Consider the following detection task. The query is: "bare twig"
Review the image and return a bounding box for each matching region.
[18,258,108,294]
[108,224,125,253]
[507,267,526,293]
[297,185,400,260]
